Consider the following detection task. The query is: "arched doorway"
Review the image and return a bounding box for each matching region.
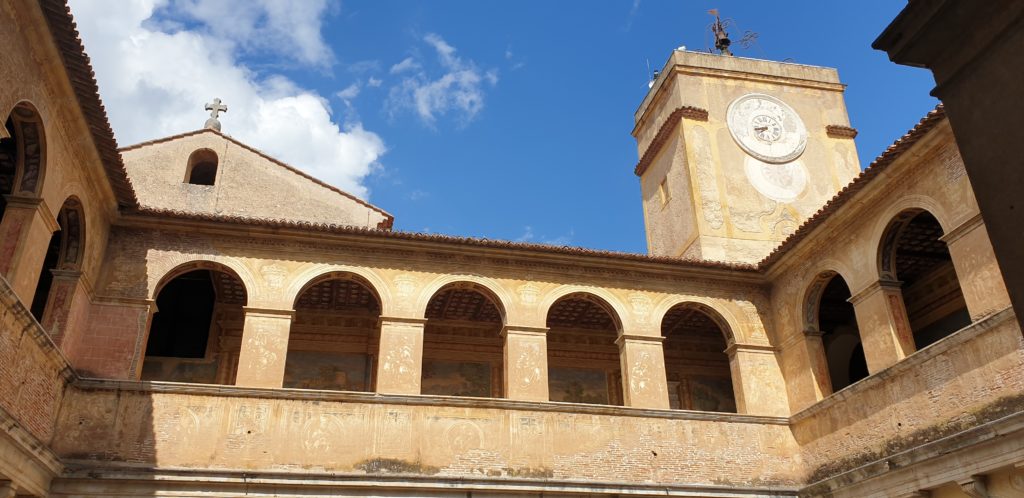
[546,293,623,406]
[141,265,248,384]
[286,273,381,392]
[421,283,504,397]
[661,303,736,412]
[880,210,970,349]
[29,198,84,323]
[809,273,867,392]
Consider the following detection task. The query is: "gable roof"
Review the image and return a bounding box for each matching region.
[39,0,138,208]
[119,128,394,229]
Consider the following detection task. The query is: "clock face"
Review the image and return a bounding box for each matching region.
[726,94,807,164]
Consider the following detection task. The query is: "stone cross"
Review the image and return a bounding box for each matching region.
[204,98,228,131]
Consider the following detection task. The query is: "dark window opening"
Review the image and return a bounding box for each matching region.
[188,162,217,185]
[147,270,216,358]
[662,304,737,413]
[0,118,17,220]
[29,229,62,321]
[818,275,867,392]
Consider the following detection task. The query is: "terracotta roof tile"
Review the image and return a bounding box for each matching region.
[39,0,139,208]
[128,207,757,272]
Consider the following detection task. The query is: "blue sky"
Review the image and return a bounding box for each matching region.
[73,1,937,254]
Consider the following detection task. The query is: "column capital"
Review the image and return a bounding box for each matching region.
[49,269,82,279]
[614,333,664,348]
[802,328,824,338]
[724,342,775,355]
[501,325,548,338]
[242,306,295,319]
[4,194,58,233]
[378,316,427,327]
[849,279,903,305]
[958,475,989,498]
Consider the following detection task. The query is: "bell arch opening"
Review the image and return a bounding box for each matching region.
[660,303,736,413]
[879,209,970,349]
[421,283,505,398]
[546,293,623,406]
[141,265,248,384]
[185,148,218,186]
[285,272,382,392]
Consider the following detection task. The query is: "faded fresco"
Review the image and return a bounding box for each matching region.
[283,351,370,391]
[549,367,609,404]
[421,359,491,397]
[689,376,736,412]
[140,357,219,384]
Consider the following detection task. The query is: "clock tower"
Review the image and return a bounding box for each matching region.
[634,50,861,264]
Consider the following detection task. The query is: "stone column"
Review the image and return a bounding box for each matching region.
[849,280,915,373]
[0,195,58,304]
[502,325,549,401]
[235,307,294,388]
[616,334,669,409]
[375,317,425,395]
[727,343,789,416]
[943,217,1012,320]
[802,329,833,398]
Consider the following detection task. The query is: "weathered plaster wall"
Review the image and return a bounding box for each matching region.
[120,130,391,228]
[53,384,800,488]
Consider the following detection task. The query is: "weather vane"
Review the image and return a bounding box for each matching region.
[708,9,760,57]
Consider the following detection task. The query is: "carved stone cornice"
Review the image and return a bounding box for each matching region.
[242,307,295,320]
[633,106,709,177]
[501,325,548,338]
[826,125,858,139]
[939,213,984,245]
[614,334,665,347]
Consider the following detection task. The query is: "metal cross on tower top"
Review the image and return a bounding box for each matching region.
[204,98,228,131]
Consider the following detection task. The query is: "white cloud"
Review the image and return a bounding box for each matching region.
[389,57,421,74]
[69,0,385,199]
[337,83,361,102]
[367,77,383,88]
[386,33,499,126]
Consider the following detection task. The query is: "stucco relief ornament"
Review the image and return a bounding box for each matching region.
[393,274,417,310]
[629,293,653,324]
[629,351,654,394]
[382,335,418,387]
[515,343,542,388]
[259,264,288,289]
[517,283,540,306]
[244,325,283,371]
[728,93,809,202]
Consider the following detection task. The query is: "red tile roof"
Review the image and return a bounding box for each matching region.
[39,0,138,208]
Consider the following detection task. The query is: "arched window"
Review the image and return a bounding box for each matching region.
[142,266,247,383]
[661,303,736,412]
[185,149,218,186]
[30,198,85,323]
[0,118,17,220]
[421,283,504,398]
[546,293,623,406]
[286,273,381,392]
[880,210,970,349]
[810,273,867,392]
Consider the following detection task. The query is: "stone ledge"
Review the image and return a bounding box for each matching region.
[70,378,790,425]
[54,465,801,497]
[790,306,1016,423]
[0,403,64,494]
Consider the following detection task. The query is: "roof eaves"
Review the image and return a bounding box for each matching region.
[39,0,139,208]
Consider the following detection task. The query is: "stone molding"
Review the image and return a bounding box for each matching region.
[825,125,859,139]
[633,106,709,177]
[614,333,665,347]
[378,316,428,327]
[939,213,984,245]
[241,307,295,320]
[500,325,548,337]
[3,195,58,233]
[724,343,776,355]
[848,279,902,306]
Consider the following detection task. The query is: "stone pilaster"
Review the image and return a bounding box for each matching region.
[0,195,58,304]
[802,329,833,398]
[727,343,789,416]
[375,317,425,395]
[616,334,669,409]
[850,280,915,373]
[502,325,548,401]
[235,307,294,388]
[39,269,83,346]
[943,216,1012,319]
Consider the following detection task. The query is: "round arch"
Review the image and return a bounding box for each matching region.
[285,264,391,313]
[538,285,628,334]
[415,274,513,324]
[875,206,949,281]
[151,259,251,304]
[55,196,85,271]
[3,101,47,196]
[652,296,741,345]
